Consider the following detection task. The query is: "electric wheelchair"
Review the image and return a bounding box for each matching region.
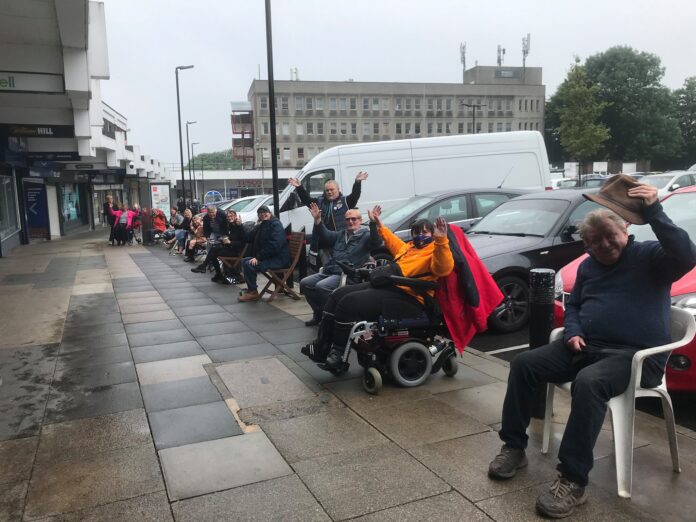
[328,261,459,395]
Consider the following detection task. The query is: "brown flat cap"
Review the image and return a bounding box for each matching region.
[583,174,646,224]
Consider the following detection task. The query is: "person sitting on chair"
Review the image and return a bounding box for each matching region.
[487,177,696,519]
[163,207,184,245]
[300,203,382,326]
[303,205,454,367]
[194,204,228,271]
[238,206,290,302]
[183,214,206,262]
[191,209,246,283]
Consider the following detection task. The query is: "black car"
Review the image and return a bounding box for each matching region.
[377,188,529,242]
[466,189,601,332]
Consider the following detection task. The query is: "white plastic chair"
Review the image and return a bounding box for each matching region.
[541,306,696,498]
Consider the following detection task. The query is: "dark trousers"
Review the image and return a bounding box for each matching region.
[500,339,663,487]
[206,243,242,275]
[323,282,422,349]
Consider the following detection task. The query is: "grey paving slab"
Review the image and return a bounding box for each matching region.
[232,308,293,323]
[55,345,132,371]
[435,381,509,425]
[122,310,177,324]
[215,357,315,408]
[186,320,250,337]
[207,293,243,305]
[419,362,501,394]
[172,304,226,317]
[52,361,137,389]
[44,381,143,424]
[159,432,293,501]
[207,343,281,363]
[0,436,37,486]
[136,355,212,386]
[112,276,149,285]
[164,297,215,308]
[242,316,306,332]
[353,490,490,522]
[361,397,490,448]
[131,340,204,364]
[324,377,433,416]
[32,491,174,521]
[258,326,316,344]
[127,329,194,348]
[118,302,172,314]
[0,480,27,521]
[197,331,267,350]
[61,322,125,341]
[275,341,313,363]
[124,318,186,335]
[35,409,151,466]
[63,312,123,328]
[59,332,128,354]
[294,442,450,520]
[297,355,365,383]
[116,290,161,300]
[149,401,242,450]
[116,295,165,305]
[263,408,388,464]
[157,290,205,300]
[114,285,155,294]
[180,311,235,327]
[141,376,222,412]
[172,475,329,522]
[24,444,164,519]
[409,430,557,502]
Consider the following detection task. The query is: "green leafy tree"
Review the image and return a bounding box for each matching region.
[550,63,610,168]
[584,46,683,165]
[675,77,696,166]
[186,149,242,170]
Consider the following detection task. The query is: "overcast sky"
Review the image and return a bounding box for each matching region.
[100,0,696,165]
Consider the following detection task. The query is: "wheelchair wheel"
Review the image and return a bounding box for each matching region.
[442,354,459,377]
[389,341,432,387]
[362,367,382,395]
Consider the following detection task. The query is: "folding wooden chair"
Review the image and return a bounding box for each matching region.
[218,244,248,276]
[258,231,305,302]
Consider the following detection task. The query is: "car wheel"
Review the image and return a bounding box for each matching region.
[489,275,530,333]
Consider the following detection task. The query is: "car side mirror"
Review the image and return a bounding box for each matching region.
[562,224,579,239]
[670,183,680,191]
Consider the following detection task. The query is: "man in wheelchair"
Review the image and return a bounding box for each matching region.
[303,205,454,371]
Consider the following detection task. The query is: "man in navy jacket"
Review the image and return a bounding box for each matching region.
[488,181,696,518]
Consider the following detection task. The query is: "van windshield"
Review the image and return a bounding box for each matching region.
[380,196,435,230]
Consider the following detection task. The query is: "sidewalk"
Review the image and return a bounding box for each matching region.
[1,231,695,521]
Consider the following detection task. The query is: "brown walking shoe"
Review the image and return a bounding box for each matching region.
[535,476,587,518]
[238,290,260,302]
[488,445,528,480]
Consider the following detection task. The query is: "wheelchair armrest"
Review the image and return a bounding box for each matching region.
[388,275,438,291]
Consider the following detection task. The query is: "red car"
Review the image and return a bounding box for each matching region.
[556,186,696,392]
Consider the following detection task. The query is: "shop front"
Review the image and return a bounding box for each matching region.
[56,172,89,233]
[0,166,22,255]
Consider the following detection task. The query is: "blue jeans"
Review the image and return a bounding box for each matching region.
[175,229,188,248]
[241,256,288,291]
[300,273,341,316]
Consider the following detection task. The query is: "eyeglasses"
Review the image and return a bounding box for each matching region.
[345,217,361,222]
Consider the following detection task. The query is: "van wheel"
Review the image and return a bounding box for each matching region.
[489,275,530,333]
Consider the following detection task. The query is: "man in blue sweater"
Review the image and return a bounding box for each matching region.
[488,179,696,518]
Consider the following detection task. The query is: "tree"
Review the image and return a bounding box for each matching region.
[675,77,696,166]
[186,149,242,170]
[549,63,610,168]
[584,46,683,164]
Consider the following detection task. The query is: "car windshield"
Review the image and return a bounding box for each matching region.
[642,176,672,189]
[631,192,696,242]
[379,196,435,230]
[229,196,265,212]
[469,198,570,237]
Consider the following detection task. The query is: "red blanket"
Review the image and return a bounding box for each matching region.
[436,225,504,353]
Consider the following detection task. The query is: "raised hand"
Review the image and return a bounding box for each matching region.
[367,205,382,226]
[627,183,658,206]
[308,202,322,223]
[433,217,448,238]
[288,178,301,188]
[355,171,369,182]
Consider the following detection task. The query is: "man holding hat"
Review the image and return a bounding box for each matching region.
[488,175,696,518]
[238,205,290,302]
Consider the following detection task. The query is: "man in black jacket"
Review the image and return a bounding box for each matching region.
[488,179,696,518]
[239,206,291,302]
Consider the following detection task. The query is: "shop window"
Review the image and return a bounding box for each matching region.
[0,175,19,240]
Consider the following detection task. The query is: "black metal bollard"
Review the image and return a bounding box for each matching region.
[529,268,556,418]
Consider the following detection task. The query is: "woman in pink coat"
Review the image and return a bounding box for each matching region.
[108,203,139,246]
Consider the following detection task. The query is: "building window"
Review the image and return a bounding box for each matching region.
[373,122,379,134]
[405,98,412,111]
[282,123,289,135]
[395,122,402,134]
[260,96,268,109]
[395,98,402,110]
[339,97,347,111]
[283,147,291,160]
[446,98,452,111]
[382,121,390,134]
[372,98,380,110]
[340,122,347,135]
[330,122,338,135]
[261,122,269,135]
[476,122,481,133]
[437,122,443,134]
[317,122,324,134]
[362,122,370,135]
[295,96,303,111]
[488,123,494,133]
[281,96,289,110]
[414,98,421,111]
[296,123,304,135]
[381,98,390,111]
[458,122,464,134]
[524,122,528,130]
[436,99,442,112]
[496,122,503,132]
[427,122,433,135]
[525,99,529,111]
[297,147,305,160]
[306,122,314,135]
[427,98,434,111]
[445,122,452,134]
[518,122,522,130]
[350,122,357,135]
[519,99,523,111]
[329,97,337,110]
[0,175,19,240]
[262,147,270,159]
[505,122,512,132]
[349,97,357,110]
[467,122,473,134]
[506,99,512,111]
[276,147,280,160]
[535,122,540,130]
[405,122,411,134]
[536,100,540,112]
[306,97,313,110]
[316,97,324,110]
[414,122,421,134]
[363,97,370,110]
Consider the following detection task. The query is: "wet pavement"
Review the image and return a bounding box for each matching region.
[1,230,695,521]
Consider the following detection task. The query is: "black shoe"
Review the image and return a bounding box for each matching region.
[304,315,321,327]
[183,256,194,263]
[488,445,528,480]
[321,347,344,370]
[535,476,587,518]
[211,274,224,283]
[191,264,206,273]
[301,342,328,362]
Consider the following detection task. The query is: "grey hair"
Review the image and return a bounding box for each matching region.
[578,209,627,239]
[324,180,339,189]
[207,204,217,211]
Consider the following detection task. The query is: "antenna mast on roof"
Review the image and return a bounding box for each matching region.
[522,33,531,67]
[496,45,506,66]
[460,42,466,83]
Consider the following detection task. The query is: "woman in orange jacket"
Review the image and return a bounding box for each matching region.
[305,204,454,371]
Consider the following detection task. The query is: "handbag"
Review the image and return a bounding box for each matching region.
[369,261,403,288]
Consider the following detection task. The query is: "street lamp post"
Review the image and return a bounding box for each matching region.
[461,102,487,134]
[186,120,196,200]
[191,142,200,202]
[175,65,194,200]
[264,0,280,216]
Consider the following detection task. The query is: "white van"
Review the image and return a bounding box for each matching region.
[253,131,551,232]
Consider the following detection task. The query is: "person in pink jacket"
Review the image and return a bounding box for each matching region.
[108,203,139,246]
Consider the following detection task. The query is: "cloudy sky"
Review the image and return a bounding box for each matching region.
[100,0,696,165]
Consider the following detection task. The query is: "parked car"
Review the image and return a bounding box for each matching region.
[377,188,528,242]
[466,189,602,332]
[556,186,696,392]
[641,171,696,198]
[550,177,578,189]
